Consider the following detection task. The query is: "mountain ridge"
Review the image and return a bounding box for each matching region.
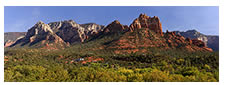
[5,13,216,52]
[175,29,219,51]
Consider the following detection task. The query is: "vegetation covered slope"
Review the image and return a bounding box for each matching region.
[4,47,218,82]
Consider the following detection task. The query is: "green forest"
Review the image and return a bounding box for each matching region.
[4,47,219,82]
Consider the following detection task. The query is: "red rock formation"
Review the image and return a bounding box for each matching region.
[4,40,15,47]
[104,20,125,33]
[192,39,206,47]
[123,25,129,32]
[108,27,213,54]
[203,47,213,52]
[164,31,213,52]
[129,13,163,36]
[185,38,192,45]
[165,31,186,47]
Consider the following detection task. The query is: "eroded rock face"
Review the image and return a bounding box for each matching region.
[123,25,129,32]
[10,21,67,48]
[25,21,53,39]
[57,20,86,43]
[80,23,104,35]
[20,21,58,44]
[185,38,192,45]
[164,31,187,48]
[10,20,105,48]
[4,32,26,47]
[192,39,206,47]
[103,20,125,33]
[129,14,163,36]
[107,27,213,54]
[164,31,213,52]
[48,20,105,43]
[175,30,219,51]
[176,30,208,45]
[4,40,15,47]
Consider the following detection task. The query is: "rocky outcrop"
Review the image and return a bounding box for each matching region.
[175,30,219,51]
[48,20,105,43]
[80,23,104,35]
[164,31,212,52]
[48,20,86,43]
[164,31,187,48]
[10,21,67,48]
[107,27,214,54]
[34,21,52,32]
[8,20,105,48]
[4,40,15,47]
[104,14,213,54]
[129,13,163,36]
[19,21,63,44]
[80,23,104,40]
[192,39,206,47]
[103,20,126,33]
[58,20,86,43]
[175,30,208,45]
[185,38,192,45]
[24,21,54,41]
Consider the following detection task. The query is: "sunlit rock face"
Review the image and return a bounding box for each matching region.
[130,13,163,36]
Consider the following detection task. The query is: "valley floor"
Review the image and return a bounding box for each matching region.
[4,48,219,82]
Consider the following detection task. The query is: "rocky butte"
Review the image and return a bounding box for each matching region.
[102,13,213,54]
[130,14,163,36]
[6,13,213,53]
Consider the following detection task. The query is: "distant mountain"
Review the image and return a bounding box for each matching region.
[4,32,26,47]
[175,30,219,51]
[5,13,214,53]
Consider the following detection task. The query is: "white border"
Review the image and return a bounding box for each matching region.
[3,0,220,6]
[1,0,225,85]
[219,0,226,84]
[0,0,4,84]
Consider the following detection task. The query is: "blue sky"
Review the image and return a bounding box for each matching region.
[4,6,219,35]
